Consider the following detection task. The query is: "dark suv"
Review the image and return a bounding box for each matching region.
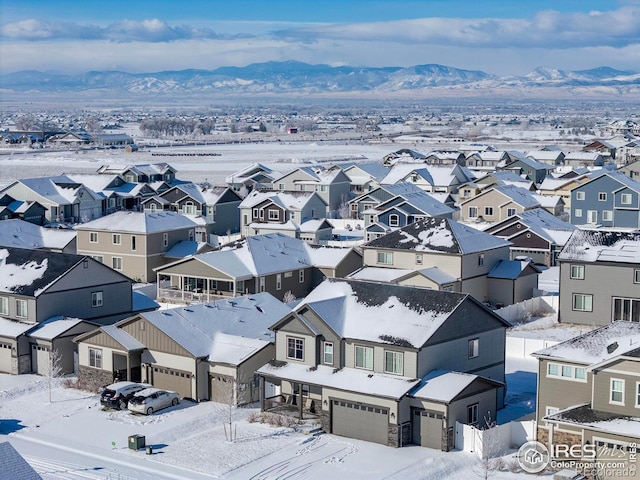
[100,381,151,410]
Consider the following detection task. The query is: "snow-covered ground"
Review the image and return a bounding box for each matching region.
[1,363,542,480]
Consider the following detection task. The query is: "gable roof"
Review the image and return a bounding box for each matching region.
[409,369,502,403]
[75,211,198,234]
[487,260,541,279]
[488,208,575,246]
[365,217,510,254]
[295,278,505,349]
[27,317,88,341]
[375,184,455,217]
[0,247,85,297]
[0,219,75,251]
[239,190,324,210]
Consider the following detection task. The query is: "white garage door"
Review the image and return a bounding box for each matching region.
[331,399,389,445]
[32,344,50,375]
[0,341,12,373]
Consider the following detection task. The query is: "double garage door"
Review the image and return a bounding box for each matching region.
[331,399,389,446]
[152,366,192,399]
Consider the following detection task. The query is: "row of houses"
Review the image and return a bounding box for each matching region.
[1,130,134,148]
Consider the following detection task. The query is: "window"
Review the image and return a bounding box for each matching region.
[384,351,403,375]
[278,183,285,190]
[468,338,479,359]
[468,206,478,218]
[92,255,103,263]
[259,209,264,219]
[299,270,305,283]
[89,232,98,243]
[259,276,265,292]
[547,362,586,381]
[621,193,633,205]
[91,291,103,308]
[547,363,559,376]
[112,257,123,270]
[612,297,640,322]
[610,379,625,405]
[389,214,399,227]
[415,254,423,265]
[572,294,592,312]
[287,337,304,360]
[467,403,479,424]
[603,210,613,221]
[377,252,393,265]
[507,208,516,217]
[0,297,8,315]
[570,265,584,279]
[163,233,168,247]
[112,234,121,245]
[276,274,282,291]
[636,382,640,408]
[587,210,598,224]
[268,209,279,220]
[131,235,136,251]
[575,367,586,380]
[323,342,334,365]
[183,202,196,215]
[484,206,494,216]
[574,209,582,218]
[89,347,102,368]
[463,189,471,197]
[478,254,484,267]
[252,208,259,219]
[355,345,373,370]
[635,270,640,284]
[576,191,585,201]
[561,365,573,378]
[545,406,560,417]
[598,192,607,201]
[16,299,27,318]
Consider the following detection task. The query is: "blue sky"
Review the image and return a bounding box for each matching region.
[1,0,639,75]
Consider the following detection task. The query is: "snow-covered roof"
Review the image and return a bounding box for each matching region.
[299,219,332,233]
[502,208,575,246]
[16,175,90,205]
[257,362,419,400]
[348,267,413,283]
[525,150,564,161]
[75,211,198,234]
[27,317,86,341]
[164,241,209,259]
[533,321,640,364]
[546,403,640,438]
[558,229,640,262]
[100,325,146,351]
[0,247,84,297]
[139,293,290,363]
[297,279,475,349]
[239,190,322,210]
[0,317,35,338]
[487,260,535,280]
[341,162,390,182]
[375,185,455,217]
[410,370,482,403]
[564,151,604,160]
[0,219,75,251]
[492,185,541,208]
[365,217,510,255]
[532,194,562,208]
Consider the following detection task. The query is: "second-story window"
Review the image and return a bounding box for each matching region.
[478,254,484,267]
[598,192,607,202]
[389,214,399,227]
[16,299,28,318]
[468,206,478,218]
[484,207,493,216]
[377,252,393,265]
[468,338,479,359]
[268,209,279,220]
[610,378,625,405]
[355,345,373,370]
[0,296,8,315]
[112,234,121,245]
[323,342,333,365]
[570,265,584,279]
[287,337,304,361]
[575,191,585,201]
[299,270,305,283]
[276,274,282,290]
[163,233,168,247]
[131,235,136,251]
[416,254,423,265]
[91,291,103,308]
[89,232,98,243]
[384,351,403,375]
[621,193,632,205]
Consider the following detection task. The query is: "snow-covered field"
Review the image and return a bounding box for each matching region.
[1,362,541,480]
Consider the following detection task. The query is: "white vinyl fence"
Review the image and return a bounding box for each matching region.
[494,296,558,324]
[455,420,536,459]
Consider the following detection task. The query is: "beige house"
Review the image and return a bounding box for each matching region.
[75,293,291,403]
[458,185,540,222]
[76,211,200,283]
[537,174,590,211]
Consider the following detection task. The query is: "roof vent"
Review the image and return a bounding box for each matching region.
[607,341,619,354]
[367,374,374,378]
[255,306,264,313]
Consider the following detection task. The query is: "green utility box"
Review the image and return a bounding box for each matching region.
[128,434,146,450]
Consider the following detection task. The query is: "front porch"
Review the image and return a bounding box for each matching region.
[157,276,249,304]
[260,376,321,421]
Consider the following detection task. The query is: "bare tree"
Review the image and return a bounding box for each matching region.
[337,194,351,219]
[47,348,63,403]
[282,290,296,304]
[472,416,503,480]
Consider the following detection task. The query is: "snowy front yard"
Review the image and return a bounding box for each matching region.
[1,371,545,479]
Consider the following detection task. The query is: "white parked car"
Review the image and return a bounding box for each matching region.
[127,388,180,415]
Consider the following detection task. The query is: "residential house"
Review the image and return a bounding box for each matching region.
[466,151,511,169]
[68,173,155,214]
[557,229,640,326]
[380,164,476,196]
[583,139,617,161]
[0,176,103,223]
[75,211,201,282]
[483,208,576,266]
[334,162,390,194]
[0,219,76,254]
[532,322,640,478]
[0,194,47,225]
[537,174,591,211]
[239,190,328,238]
[348,266,458,292]
[271,166,351,213]
[497,156,554,184]
[569,171,640,228]
[362,184,455,242]
[563,152,606,167]
[225,163,284,193]
[360,218,517,304]
[0,247,133,325]
[525,150,566,166]
[75,293,291,401]
[532,193,565,217]
[618,156,640,181]
[97,163,178,184]
[616,139,640,164]
[458,185,540,222]
[258,278,508,449]
[157,183,242,236]
[155,233,362,304]
[423,151,467,166]
[382,149,427,166]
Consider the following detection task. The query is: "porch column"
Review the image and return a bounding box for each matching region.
[232,278,237,298]
[181,275,185,302]
[259,376,265,412]
[298,383,303,420]
[126,354,130,382]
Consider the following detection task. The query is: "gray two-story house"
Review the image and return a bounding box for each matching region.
[557,229,640,326]
[258,278,508,450]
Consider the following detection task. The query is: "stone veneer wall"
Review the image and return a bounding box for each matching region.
[78,365,113,391]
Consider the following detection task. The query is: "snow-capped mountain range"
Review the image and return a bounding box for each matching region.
[2,61,639,98]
